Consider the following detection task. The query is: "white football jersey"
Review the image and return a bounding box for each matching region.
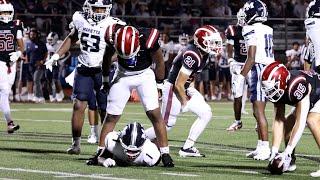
[105,131,160,167]
[242,23,275,65]
[173,43,186,54]
[70,11,126,67]
[161,41,174,62]
[305,18,320,66]
[46,40,62,58]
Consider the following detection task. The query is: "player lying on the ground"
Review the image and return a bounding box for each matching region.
[97,122,160,167]
[144,25,222,157]
[261,61,320,175]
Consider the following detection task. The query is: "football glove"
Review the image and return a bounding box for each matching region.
[9,51,22,63]
[232,74,245,98]
[101,76,110,94]
[275,152,291,171]
[269,147,279,161]
[103,158,116,168]
[45,53,60,72]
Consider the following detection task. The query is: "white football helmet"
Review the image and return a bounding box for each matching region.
[46,32,59,46]
[0,1,14,23]
[83,0,112,22]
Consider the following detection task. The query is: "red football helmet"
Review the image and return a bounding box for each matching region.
[194,25,222,54]
[0,0,14,23]
[261,61,290,102]
[114,26,140,59]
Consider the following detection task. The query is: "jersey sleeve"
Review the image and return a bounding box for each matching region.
[145,28,160,52]
[225,25,235,45]
[242,26,256,46]
[288,76,309,104]
[182,50,201,72]
[69,12,82,42]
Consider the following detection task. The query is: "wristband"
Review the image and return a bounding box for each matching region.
[102,76,109,83]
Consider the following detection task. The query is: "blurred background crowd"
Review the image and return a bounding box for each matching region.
[10,0,312,103]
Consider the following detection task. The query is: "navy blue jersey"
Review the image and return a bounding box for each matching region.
[116,27,160,71]
[167,42,209,87]
[277,70,320,109]
[0,20,24,63]
[225,25,247,63]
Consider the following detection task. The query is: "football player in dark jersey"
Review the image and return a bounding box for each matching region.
[87,25,174,167]
[225,9,249,131]
[261,62,320,175]
[145,25,222,157]
[0,1,24,133]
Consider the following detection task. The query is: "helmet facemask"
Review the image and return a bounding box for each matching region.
[201,32,223,55]
[262,79,285,103]
[89,4,112,22]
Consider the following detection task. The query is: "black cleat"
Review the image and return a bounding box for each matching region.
[161,153,174,167]
[86,149,103,166]
[7,121,20,134]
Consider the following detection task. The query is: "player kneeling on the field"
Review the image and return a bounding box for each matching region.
[97,122,160,167]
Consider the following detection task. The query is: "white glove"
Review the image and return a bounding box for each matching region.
[103,158,116,168]
[269,147,278,161]
[275,152,292,172]
[45,53,60,72]
[232,74,245,98]
[9,51,22,62]
[156,82,164,90]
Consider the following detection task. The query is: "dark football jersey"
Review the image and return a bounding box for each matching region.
[225,25,247,63]
[0,20,23,63]
[277,70,320,109]
[167,42,209,87]
[116,27,160,71]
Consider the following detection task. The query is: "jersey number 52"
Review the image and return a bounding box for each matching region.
[80,32,100,53]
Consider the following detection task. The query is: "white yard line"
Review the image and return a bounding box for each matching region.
[161,172,199,177]
[0,167,136,180]
[238,170,259,174]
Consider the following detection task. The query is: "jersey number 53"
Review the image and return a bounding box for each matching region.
[80,32,100,53]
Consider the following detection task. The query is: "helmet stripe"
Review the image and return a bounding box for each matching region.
[131,122,137,146]
[121,26,127,56]
[129,26,135,56]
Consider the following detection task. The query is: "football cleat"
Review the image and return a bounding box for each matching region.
[253,148,270,160]
[311,169,320,177]
[87,134,98,144]
[179,147,205,157]
[86,149,103,166]
[226,121,243,131]
[246,149,259,158]
[161,153,174,167]
[66,145,81,155]
[7,121,20,134]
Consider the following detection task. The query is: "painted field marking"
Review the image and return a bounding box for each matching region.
[0,167,136,180]
[238,170,259,174]
[161,172,199,177]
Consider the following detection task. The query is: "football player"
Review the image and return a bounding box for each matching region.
[236,0,275,160]
[305,0,320,74]
[98,122,161,167]
[173,33,190,55]
[261,61,320,176]
[145,25,222,157]
[0,1,24,133]
[45,32,69,102]
[226,9,249,131]
[45,0,125,154]
[87,25,174,167]
[160,32,175,78]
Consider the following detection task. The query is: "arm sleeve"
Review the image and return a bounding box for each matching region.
[225,25,235,45]
[145,28,160,52]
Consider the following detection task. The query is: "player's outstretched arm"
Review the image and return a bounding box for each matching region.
[152,48,165,83]
[270,103,286,159]
[285,86,311,155]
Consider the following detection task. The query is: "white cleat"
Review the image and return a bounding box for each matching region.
[253,148,270,160]
[179,147,205,157]
[246,149,259,158]
[87,134,98,144]
[310,169,320,177]
[226,121,242,131]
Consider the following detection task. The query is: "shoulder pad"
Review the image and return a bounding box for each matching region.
[145,28,160,49]
[288,76,309,103]
[182,50,201,70]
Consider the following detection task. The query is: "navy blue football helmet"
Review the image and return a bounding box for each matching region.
[119,122,146,160]
[83,0,112,22]
[238,0,268,26]
[306,0,320,18]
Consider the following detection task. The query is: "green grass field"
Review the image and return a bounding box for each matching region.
[0,102,318,179]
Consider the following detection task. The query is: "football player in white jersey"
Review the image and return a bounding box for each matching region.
[45,32,69,102]
[45,0,126,154]
[173,33,190,55]
[305,0,320,74]
[0,1,24,133]
[98,122,161,167]
[236,0,275,160]
[160,32,175,77]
